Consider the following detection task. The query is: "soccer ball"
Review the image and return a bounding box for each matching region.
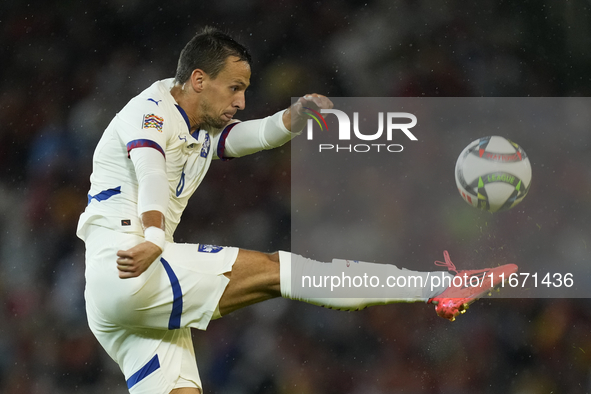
[455,136,532,212]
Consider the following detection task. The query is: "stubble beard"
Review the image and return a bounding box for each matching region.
[197,99,226,130]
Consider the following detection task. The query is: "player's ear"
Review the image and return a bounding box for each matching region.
[190,69,206,93]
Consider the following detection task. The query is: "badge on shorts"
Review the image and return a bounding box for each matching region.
[198,244,223,253]
[143,114,164,132]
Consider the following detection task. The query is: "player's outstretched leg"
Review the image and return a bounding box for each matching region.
[217,248,448,317]
[217,249,517,322]
[276,250,517,320]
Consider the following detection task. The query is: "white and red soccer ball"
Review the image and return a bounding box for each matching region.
[455,136,532,213]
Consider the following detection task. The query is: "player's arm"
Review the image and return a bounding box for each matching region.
[116,147,169,279]
[218,94,333,159]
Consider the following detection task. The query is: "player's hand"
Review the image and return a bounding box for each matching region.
[116,241,163,279]
[292,93,334,116]
[283,93,334,132]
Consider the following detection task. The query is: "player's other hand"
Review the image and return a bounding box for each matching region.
[116,241,163,279]
[284,94,334,132]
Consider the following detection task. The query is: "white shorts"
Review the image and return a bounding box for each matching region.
[83,225,239,394]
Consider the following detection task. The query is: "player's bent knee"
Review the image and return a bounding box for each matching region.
[267,251,280,263]
[223,250,279,284]
[225,249,281,294]
[234,249,279,269]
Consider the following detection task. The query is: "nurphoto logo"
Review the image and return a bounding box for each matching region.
[305,108,418,153]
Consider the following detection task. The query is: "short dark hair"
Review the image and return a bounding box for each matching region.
[174,26,251,83]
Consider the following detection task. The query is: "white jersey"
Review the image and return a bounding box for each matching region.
[77,78,234,241]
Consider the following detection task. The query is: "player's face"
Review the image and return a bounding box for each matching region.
[199,56,251,129]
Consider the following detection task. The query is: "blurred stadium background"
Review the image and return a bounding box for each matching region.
[2,0,591,393]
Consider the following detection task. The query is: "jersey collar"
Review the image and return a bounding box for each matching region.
[175,104,200,138]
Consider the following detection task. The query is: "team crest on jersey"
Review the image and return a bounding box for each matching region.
[198,244,223,253]
[143,114,164,132]
[200,133,210,158]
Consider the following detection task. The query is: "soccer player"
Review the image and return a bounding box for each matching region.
[77,27,517,394]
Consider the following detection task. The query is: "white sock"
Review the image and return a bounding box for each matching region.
[279,251,452,311]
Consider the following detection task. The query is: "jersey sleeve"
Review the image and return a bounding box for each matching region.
[115,98,171,219]
[129,147,169,216]
[212,110,296,160]
[115,98,170,159]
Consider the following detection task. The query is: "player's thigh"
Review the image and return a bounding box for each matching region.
[85,226,239,330]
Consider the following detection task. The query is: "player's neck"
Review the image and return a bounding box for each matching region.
[170,83,200,132]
